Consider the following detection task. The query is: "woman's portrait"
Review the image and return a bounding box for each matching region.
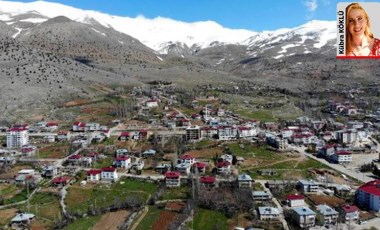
[345,3,380,56]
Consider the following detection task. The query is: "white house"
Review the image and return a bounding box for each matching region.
[237,174,253,188]
[339,204,359,222]
[287,194,305,207]
[237,126,257,139]
[297,179,319,193]
[116,149,129,157]
[217,126,238,140]
[101,167,118,182]
[292,207,316,228]
[11,213,35,227]
[179,154,197,165]
[165,171,181,187]
[87,169,102,182]
[114,156,131,169]
[316,204,339,225]
[331,150,352,164]
[258,207,280,220]
[175,162,191,175]
[85,123,100,132]
[217,161,231,175]
[252,191,273,201]
[146,99,159,108]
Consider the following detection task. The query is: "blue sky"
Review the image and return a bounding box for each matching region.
[5,0,373,31]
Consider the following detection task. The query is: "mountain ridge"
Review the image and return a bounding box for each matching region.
[0,0,336,54]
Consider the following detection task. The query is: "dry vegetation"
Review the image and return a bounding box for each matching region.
[91,210,129,230]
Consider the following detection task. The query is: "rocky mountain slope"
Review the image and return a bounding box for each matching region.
[0,1,378,120]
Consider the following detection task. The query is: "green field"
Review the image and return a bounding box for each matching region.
[135,206,162,230]
[248,157,328,180]
[93,157,114,169]
[227,143,284,161]
[66,178,156,213]
[160,186,189,200]
[192,208,228,230]
[19,192,62,227]
[63,215,101,230]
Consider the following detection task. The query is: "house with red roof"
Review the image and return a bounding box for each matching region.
[87,169,102,182]
[357,180,380,212]
[200,126,217,139]
[119,132,130,141]
[72,122,86,132]
[178,118,191,127]
[200,175,216,188]
[331,150,352,164]
[192,162,207,174]
[217,161,231,175]
[138,129,148,140]
[237,126,257,139]
[52,176,70,186]
[21,146,37,157]
[57,131,71,141]
[338,204,359,222]
[45,122,58,131]
[179,154,197,165]
[101,167,118,182]
[114,156,131,169]
[287,194,305,207]
[68,154,82,165]
[165,171,181,187]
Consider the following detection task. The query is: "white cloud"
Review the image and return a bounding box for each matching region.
[303,0,318,12]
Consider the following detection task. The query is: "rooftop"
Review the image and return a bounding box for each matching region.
[293,206,316,216]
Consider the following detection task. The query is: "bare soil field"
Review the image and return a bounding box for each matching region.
[0,208,17,225]
[91,210,129,230]
[39,144,69,159]
[184,147,223,159]
[165,202,185,212]
[152,211,178,230]
[30,220,49,230]
[308,194,346,207]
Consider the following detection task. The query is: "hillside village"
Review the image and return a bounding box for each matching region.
[0,84,380,230]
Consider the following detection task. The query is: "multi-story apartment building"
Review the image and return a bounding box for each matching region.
[7,127,29,148]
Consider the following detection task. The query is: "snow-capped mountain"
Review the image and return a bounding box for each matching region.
[0,0,256,53]
[0,0,336,57]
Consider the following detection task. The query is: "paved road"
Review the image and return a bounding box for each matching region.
[290,145,374,183]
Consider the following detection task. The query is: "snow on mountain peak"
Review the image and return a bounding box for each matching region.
[0,0,256,52]
[0,1,336,54]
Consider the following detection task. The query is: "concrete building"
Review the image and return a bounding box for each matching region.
[6,127,29,148]
[258,207,280,220]
[237,174,253,188]
[316,204,339,225]
[331,150,352,164]
[287,194,305,207]
[357,180,380,212]
[186,126,201,141]
[297,179,319,193]
[100,167,118,182]
[292,207,316,228]
[165,171,181,187]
